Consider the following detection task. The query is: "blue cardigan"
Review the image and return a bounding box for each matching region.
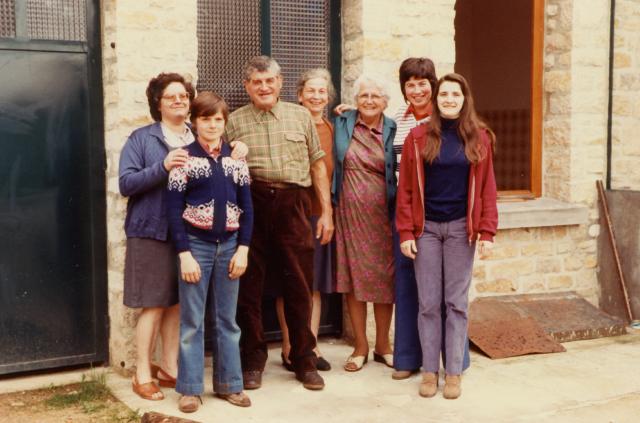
[119,122,172,241]
[166,140,253,252]
[332,110,397,219]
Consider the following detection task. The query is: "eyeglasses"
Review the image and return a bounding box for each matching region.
[162,93,189,102]
[357,93,384,101]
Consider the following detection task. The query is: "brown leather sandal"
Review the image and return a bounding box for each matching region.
[156,367,177,388]
[150,363,177,388]
[132,375,164,401]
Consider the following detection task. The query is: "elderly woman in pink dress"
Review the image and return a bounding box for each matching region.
[333,75,397,371]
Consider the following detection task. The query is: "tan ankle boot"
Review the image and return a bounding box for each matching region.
[419,372,438,398]
[443,374,461,399]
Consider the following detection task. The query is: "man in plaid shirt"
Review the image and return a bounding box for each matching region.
[226,56,333,391]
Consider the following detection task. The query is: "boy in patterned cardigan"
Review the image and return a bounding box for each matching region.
[167,92,253,412]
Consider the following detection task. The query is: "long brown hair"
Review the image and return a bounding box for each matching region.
[423,73,495,164]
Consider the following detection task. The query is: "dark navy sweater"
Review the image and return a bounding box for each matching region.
[167,139,253,252]
[424,118,470,222]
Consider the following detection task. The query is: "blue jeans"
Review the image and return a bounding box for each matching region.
[393,227,470,372]
[176,234,243,396]
[414,218,475,375]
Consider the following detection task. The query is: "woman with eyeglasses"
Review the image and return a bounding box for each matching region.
[333,74,397,372]
[119,73,246,401]
[396,73,497,399]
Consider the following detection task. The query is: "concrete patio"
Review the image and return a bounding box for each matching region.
[2,331,639,422]
[106,330,640,422]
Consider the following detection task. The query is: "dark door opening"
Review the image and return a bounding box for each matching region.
[455,0,544,197]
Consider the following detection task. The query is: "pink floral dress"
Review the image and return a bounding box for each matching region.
[335,120,394,304]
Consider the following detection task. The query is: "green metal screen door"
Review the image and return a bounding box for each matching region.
[0,0,107,375]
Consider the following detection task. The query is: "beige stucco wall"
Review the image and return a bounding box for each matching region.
[102,0,197,374]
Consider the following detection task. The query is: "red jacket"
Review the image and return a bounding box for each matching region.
[395,123,498,243]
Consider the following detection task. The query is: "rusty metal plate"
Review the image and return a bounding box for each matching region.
[469,316,565,359]
[598,189,640,323]
[470,292,627,346]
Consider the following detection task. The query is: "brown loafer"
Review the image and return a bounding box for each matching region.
[295,370,325,390]
[217,391,251,407]
[443,374,462,399]
[242,370,263,390]
[419,372,438,398]
[178,395,202,413]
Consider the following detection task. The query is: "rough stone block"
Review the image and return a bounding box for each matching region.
[536,257,563,274]
[472,263,486,279]
[496,228,533,242]
[556,240,574,254]
[548,94,571,115]
[547,274,575,289]
[489,259,535,280]
[520,275,546,293]
[545,33,571,52]
[344,38,364,61]
[484,244,519,260]
[475,278,517,294]
[521,242,554,257]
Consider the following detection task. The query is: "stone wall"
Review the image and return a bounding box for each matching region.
[340,0,610,343]
[341,0,456,113]
[461,1,606,306]
[102,0,198,374]
[101,0,619,358]
[611,0,640,190]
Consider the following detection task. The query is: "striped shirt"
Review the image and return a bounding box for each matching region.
[392,104,430,178]
[226,101,325,187]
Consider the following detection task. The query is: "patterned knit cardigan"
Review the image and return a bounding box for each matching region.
[167,139,253,252]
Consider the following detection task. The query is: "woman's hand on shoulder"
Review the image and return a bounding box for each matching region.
[333,103,355,116]
[164,148,189,171]
[229,141,249,160]
[400,240,417,259]
[179,251,201,283]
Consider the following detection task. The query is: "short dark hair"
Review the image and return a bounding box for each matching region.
[189,91,229,124]
[398,57,437,102]
[145,72,195,122]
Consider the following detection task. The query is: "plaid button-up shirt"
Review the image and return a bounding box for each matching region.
[225,101,325,187]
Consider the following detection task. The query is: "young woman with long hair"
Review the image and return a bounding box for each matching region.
[395,73,498,399]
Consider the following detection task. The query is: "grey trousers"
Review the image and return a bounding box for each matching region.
[414,217,476,375]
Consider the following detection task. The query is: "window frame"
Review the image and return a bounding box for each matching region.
[497,0,544,200]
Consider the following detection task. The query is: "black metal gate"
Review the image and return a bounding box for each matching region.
[0,0,107,375]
